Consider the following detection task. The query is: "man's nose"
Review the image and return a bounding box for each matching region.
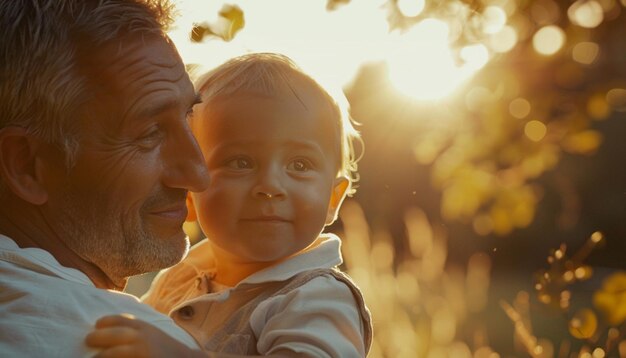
[162,125,209,192]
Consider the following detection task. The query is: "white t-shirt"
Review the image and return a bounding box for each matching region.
[0,235,199,357]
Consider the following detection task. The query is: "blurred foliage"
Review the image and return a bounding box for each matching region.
[326,0,351,11]
[340,200,498,357]
[383,0,625,236]
[594,272,626,327]
[126,205,626,358]
[500,232,626,357]
[190,4,244,42]
[186,0,625,236]
[128,1,626,357]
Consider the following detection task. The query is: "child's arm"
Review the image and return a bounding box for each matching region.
[85,314,206,358]
[85,315,286,358]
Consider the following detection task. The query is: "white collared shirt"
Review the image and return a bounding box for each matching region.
[0,234,199,357]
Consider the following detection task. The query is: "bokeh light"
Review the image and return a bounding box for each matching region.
[482,6,508,34]
[460,44,490,70]
[568,0,604,28]
[396,0,425,17]
[532,25,566,55]
[592,348,606,358]
[525,120,547,142]
[509,98,531,119]
[572,41,600,64]
[606,88,626,111]
[489,25,518,53]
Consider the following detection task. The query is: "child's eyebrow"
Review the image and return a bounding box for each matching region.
[211,140,324,153]
[284,140,325,154]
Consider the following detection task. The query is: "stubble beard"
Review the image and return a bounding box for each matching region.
[57,189,189,284]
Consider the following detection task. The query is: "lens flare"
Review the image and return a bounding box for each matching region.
[387,19,486,101]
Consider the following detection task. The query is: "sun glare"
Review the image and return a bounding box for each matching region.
[168,0,489,102]
[397,0,425,18]
[168,0,390,88]
[387,19,487,101]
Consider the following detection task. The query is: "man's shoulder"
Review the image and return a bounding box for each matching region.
[0,256,157,320]
[0,253,199,356]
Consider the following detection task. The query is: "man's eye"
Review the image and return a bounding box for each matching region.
[225,157,253,169]
[137,128,163,147]
[185,107,195,119]
[288,159,311,172]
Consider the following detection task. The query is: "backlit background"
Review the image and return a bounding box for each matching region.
[127,1,626,356]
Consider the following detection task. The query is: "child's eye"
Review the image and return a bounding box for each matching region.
[288,159,312,172]
[225,157,253,169]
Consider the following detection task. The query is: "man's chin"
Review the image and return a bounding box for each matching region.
[160,231,190,266]
[126,231,190,274]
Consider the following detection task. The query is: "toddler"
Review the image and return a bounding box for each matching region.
[87,53,371,357]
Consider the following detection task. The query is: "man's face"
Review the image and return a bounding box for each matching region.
[41,37,208,285]
[189,90,347,268]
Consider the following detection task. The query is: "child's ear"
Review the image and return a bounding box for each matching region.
[0,127,48,205]
[185,192,198,222]
[325,176,349,225]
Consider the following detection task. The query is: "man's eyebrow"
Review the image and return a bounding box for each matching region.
[138,94,201,119]
[138,99,179,119]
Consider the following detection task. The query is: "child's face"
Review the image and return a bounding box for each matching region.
[189,90,348,265]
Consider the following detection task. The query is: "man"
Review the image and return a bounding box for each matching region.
[0,0,209,356]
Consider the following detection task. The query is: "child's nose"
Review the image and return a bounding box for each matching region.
[252,167,286,200]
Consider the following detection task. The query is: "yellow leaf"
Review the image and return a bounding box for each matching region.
[490,206,512,236]
[568,308,597,339]
[593,271,626,326]
[189,5,245,43]
[326,0,351,11]
[218,4,245,41]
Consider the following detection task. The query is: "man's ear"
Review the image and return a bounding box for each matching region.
[0,127,48,205]
[185,192,198,222]
[325,176,350,225]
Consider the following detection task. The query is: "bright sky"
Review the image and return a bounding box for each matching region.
[168,0,494,100]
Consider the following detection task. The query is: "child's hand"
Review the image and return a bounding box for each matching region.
[85,314,194,358]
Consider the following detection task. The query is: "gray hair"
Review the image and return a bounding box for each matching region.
[0,0,174,168]
[194,53,362,194]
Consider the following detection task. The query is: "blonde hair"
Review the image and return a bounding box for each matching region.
[194,53,361,194]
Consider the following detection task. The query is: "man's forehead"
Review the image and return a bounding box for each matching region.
[84,36,189,92]
[88,35,183,75]
[77,35,194,126]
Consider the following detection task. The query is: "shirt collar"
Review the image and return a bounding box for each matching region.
[238,233,343,286]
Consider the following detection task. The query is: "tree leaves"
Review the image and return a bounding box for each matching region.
[593,271,626,326]
[190,4,244,43]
